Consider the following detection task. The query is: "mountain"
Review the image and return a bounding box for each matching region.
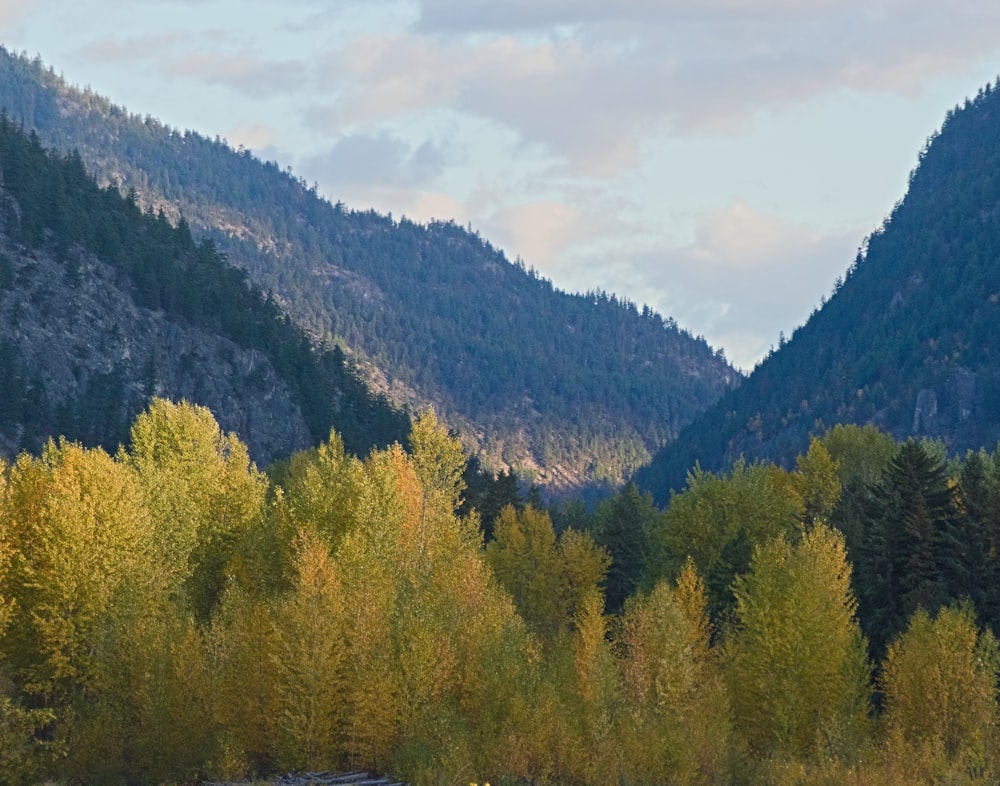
[0,111,409,464]
[0,47,738,493]
[636,79,1000,503]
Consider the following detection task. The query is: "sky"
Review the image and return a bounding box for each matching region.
[4,2,1000,370]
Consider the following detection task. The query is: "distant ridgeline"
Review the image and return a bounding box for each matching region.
[637,78,1000,503]
[0,110,409,462]
[0,47,737,492]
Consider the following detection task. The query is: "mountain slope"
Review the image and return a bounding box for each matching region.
[0,47,738,491]
[636,80,1000,503]
[0,112,408,463]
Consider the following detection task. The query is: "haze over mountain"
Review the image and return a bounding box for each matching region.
[0,47,737,491]
[636,78,1000,503]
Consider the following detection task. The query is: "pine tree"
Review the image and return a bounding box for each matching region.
[955,450,1000,631]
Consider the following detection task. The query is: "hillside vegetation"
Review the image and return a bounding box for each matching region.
[0,111,408,463]
[0,47,736,492]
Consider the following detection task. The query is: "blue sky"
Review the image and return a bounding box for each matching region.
[4,0,1000,369]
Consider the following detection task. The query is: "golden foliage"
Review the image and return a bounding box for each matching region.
[724,525,872,763]
[881,604,1000,775]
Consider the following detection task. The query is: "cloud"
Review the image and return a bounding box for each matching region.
[410,0,997,33]
[0,0,33,27]
[408,0,852,33]
[301,132,448,191]
[75,32,194,65]
[553,202,860,370]
[312,182,470,226]
[74,26,308,99]
[487,201,586,266]
[313,33,465,126]
[317,32,656,174]
[312,3,1000,179]
[164,51,307,97]
[658,203,860,369]
[227,122,276,152]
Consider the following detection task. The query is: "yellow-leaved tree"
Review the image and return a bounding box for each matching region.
[723,525,872,766]
[486,505,609,641]
[272,529,348,772]
[879,604,1000,781]
[2,440,159,780]
[0,456,58,785]
[125,398,268,619]
[620,561,732,785]
[793,438,842,527]
[208,584,282,778]
[275,430,366,552]
[408,407,466,519]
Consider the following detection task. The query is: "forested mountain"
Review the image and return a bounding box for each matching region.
[0,111,408,464]
[0,47,737,492]
[637,79,1000,503]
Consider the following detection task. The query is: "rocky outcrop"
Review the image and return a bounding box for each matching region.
[0,233,311,463]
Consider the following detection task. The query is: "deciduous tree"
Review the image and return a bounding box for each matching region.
[724,525,871,763]
[125,398,268,619]
[881,604,999,773]
[620,561,732,785]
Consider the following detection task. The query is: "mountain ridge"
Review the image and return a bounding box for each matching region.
[0,46,738,492]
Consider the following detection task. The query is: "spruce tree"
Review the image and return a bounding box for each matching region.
[856,440,962,658]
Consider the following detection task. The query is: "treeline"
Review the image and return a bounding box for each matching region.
[2,403,1000,786]
[0,110,408,461]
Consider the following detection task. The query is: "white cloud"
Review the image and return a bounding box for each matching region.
[549,202,860,370]
[75,32,193,65]
[412,0,856,32]
[655,203,860,368]
[0,0,33,27]
[487,201,585,267]
[318,183,469,225]
[410,0,997,32]
[309,3,1000,180]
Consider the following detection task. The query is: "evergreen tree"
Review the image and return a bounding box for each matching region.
[855,440,963,658]
[592,482,660,613]
[955,449,1000,632]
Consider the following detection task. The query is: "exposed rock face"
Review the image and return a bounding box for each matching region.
[910,368,986,442]
[0,233,311,463]
[913,388,938,432]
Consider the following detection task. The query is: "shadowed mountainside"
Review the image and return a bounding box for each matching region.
[637,79,1000,502]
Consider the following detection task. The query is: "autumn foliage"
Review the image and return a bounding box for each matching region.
[1,408,999,785]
